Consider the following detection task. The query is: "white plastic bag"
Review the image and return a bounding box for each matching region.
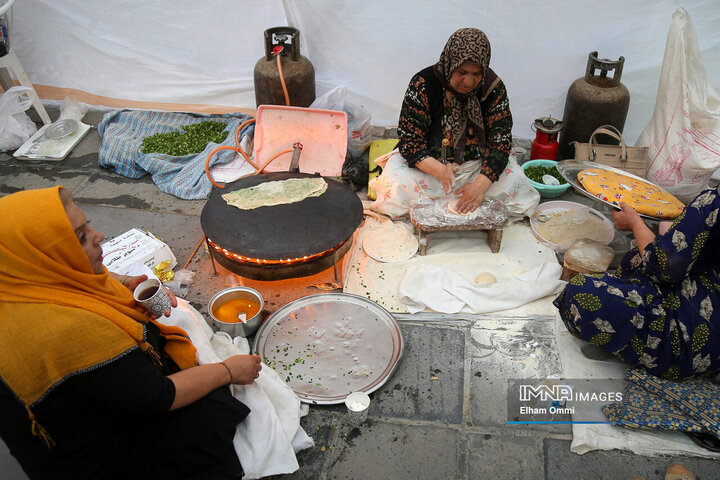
[369,152,538,219]
[486,153,540,217]
[638,8,720,203]
[0,86,38,152]
[310,86,371,157]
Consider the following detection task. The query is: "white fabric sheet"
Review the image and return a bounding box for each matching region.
[554,313,720,459]
[161,299,313,479]
[399,262,565,314]
[344,218,562,316]
[10,1,720,143]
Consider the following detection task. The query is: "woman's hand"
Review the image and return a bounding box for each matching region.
[169,354,263,410]
[117,273,178,318]
[453,174,492,214]
[434,163,457,194]
[611,202,643,231]
[223,354,262,385]
[416,156,457,194]
[612,202,656,254]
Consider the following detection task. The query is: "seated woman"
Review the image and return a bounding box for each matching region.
[371,27,513,217]
[0,186,262,479]
[554,187,720,380]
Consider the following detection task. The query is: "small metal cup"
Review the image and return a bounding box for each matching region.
[208,287,264,338]
[345,391,370,426]
[133,278,173,316]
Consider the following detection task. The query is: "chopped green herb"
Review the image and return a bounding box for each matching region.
[141,121,228,156]
[524,165,567,185]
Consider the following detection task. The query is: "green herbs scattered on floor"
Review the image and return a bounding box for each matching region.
[524,165,567,185]
[141,121,228,156]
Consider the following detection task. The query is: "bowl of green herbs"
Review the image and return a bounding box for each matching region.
[522,159,571,198]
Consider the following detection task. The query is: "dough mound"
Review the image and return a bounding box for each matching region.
[474,272,497,284]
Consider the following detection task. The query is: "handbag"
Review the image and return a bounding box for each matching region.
[572,125,649,178]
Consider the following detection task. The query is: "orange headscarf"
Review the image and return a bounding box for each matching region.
[0,186,197,413]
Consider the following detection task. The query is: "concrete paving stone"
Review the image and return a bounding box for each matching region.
[370,323,465,424]
[0,160,93,196]
[326,420,460,480]
[543,438,720,479]
[281,412,338,480]
[74,174,206,215]
[468,316,570,433]
[466,432,544,479]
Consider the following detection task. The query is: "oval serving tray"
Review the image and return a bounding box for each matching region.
[253,293,404,404]
[556,159,678,220]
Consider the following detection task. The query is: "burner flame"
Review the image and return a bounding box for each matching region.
[207,238,345,266]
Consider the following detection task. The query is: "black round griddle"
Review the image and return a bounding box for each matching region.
[201,172,363,261]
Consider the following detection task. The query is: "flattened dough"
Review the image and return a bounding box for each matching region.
[222,178,327,210]
[447,202,476,216]
[363,223,418,262]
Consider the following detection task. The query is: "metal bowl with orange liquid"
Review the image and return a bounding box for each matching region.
[208,287,264,337]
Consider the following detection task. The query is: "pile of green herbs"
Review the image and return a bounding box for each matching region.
[524,165,567,185]
[141,121,228,156]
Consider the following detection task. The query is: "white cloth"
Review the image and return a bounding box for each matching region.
[398,262,565,314]
[162,300,314,479]
[343,219,561,315]
[554,313,720,459]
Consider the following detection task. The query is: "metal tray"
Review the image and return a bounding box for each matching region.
[556,159,674,220]
[253,293,404,404]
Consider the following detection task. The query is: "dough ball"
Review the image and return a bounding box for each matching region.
[474,272,497,284]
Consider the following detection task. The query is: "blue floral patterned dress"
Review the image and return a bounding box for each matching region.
[554,187,720,380]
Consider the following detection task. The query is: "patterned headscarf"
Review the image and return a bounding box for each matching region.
[434,28,491,151]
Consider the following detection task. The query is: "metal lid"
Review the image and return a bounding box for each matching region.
[44,119,78,139]
[533,117,563,134]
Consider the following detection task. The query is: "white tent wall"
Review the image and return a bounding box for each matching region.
[10,0,720,143]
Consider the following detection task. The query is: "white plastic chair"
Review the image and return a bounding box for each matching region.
[0,0,50,124]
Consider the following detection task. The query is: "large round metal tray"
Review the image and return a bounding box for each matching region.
[556,159,678,220]
[253,293,404,404]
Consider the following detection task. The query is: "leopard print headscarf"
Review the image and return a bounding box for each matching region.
[435,28,491,151]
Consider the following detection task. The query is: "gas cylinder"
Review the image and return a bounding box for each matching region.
[254,27,315,108]
[530,117,563,160]
[557,52,630,159]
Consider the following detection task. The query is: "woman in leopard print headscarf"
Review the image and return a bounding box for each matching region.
[370,28,513,217]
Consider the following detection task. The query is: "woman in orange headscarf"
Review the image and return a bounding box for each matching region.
[0,186,261,479]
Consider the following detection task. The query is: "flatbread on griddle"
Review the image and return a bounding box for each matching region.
[222,177,328,210]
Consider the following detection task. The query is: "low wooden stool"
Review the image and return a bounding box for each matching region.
[409,197,509,255]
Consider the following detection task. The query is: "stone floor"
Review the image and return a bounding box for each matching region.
[1,113,718,479]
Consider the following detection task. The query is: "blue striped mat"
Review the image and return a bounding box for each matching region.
[98,110,254,199]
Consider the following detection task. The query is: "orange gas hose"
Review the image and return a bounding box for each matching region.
[276,53,290,106]
[252,149,293,176]
[204,118,257,189]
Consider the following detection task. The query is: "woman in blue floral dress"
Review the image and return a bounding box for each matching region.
[554,187,720,380]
